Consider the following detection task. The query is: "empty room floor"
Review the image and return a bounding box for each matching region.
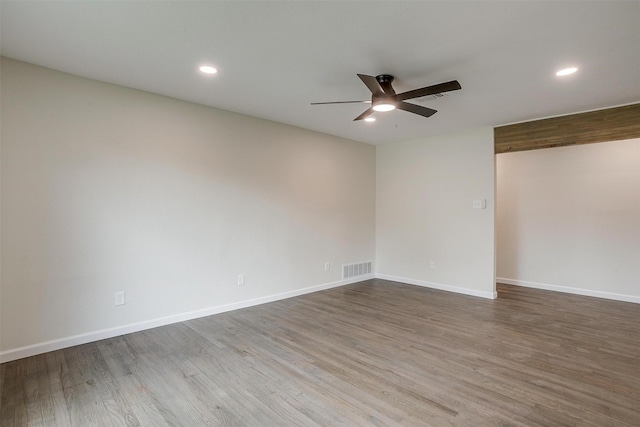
[1,279,638,426]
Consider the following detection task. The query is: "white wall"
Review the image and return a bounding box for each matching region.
[0,58,376,360]
[496,139,640,302]
[376,128,496,298]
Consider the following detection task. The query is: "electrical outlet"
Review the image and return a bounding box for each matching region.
[429,260,436,270]
[115,291,126,306]
[324,262,330,271]
[237,274,245,286]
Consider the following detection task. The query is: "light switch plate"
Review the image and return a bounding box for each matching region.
[473,199,487,209]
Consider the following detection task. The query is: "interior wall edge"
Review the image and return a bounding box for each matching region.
[0,274,374,364]
[376,274,497,300]
[496,277,640,304]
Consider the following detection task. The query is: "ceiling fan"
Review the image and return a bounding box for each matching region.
[311,74,462,121]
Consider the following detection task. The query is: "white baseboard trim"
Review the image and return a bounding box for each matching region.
[376,273,497,300]
[0,274,374,364]
[497,277,640,304]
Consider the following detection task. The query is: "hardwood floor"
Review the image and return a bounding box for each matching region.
[1,280,639,426]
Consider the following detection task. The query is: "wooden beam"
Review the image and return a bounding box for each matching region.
[494,104,640,154]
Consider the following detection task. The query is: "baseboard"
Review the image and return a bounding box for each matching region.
[0,274,374,364]
[376,273,497,299]
[497,277,640,304]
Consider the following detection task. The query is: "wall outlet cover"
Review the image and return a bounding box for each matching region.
[115,291,126,306]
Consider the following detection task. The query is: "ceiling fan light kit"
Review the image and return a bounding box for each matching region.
[372,101,396,112]
[312,74,462,121]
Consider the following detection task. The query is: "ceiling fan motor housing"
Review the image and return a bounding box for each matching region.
[375,74,395,85]
[372,74,398,110]
[375,75,396,96]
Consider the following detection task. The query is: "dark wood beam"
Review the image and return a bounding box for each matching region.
[494,103,640,154]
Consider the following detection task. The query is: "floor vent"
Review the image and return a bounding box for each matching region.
[343,261,372,279]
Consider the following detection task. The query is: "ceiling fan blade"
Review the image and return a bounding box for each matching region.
[357,74,385,97]
[397,80,462,101]
[396,102,437,118]
[311,100,369,105]
[353,107,375,121]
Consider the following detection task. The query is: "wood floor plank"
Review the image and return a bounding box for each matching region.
[1,280,639,426]
[214,317,434,426]
[238,297,550,426]
[189,317,422,426]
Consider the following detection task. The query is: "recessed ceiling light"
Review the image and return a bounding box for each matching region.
[199,65,219,74]
[364,117,376,122]
[556,67,578,77]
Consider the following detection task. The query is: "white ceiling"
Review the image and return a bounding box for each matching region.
[2,1,639,145]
